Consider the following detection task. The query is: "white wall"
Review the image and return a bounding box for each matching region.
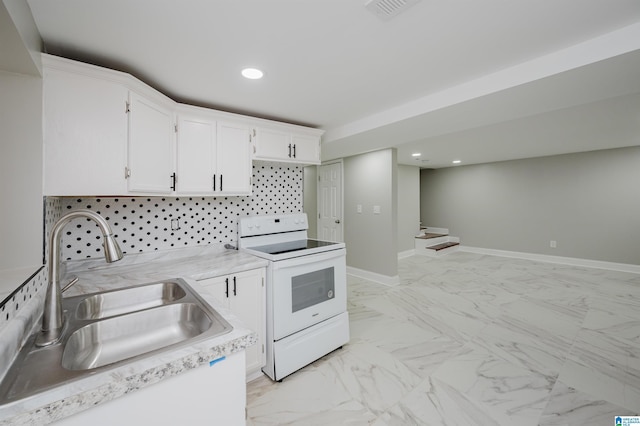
[420,146,640,265]
[397,164,420,253]
[344,149,397,278]
[0,70,43,272]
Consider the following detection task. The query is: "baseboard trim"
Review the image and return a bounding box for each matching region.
[347,266,400,286]
[246,369,265,383]
[398,249,415,260]
[458,246,640,274]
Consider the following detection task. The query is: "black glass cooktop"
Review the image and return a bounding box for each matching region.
[250,239,339,255]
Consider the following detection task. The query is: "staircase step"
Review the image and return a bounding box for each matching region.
[415,233,447,240]
[426,242,460,251]
[415,234,460,257]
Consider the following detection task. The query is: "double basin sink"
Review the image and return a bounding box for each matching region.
[0,278,232,404]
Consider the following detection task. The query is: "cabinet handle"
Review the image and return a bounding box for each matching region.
[293,144,296,158]
[233,276,237,296]
[170,173,176,191]
[288,144,292,158]
[220,174,223,192]
[225,277,229,298]
[213,174,216,191]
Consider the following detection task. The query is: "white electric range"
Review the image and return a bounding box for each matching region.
[238,213,349,381]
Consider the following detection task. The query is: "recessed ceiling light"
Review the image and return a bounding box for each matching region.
[241,68,264,80]
[452,160,461,164]
[412,153,421,157]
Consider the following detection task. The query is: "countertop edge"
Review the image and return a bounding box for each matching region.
[0,329,255,426]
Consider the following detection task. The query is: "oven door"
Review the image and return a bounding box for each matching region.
[271,248,346,341]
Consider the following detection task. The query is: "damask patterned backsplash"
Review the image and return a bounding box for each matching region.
[58,161,303,261]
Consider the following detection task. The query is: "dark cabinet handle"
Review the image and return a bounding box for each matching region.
[288,144,292,158]
[220,174,223,192]
[225,277,229,298]
[170,173,176,191]
[293,144,296,158]
[213,174,216,191]
[233,276,237,296]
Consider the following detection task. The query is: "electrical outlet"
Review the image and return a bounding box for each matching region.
[171,218,180,231]
[550,240,557,248]
[373,205,381,214]
[357,204,362,214]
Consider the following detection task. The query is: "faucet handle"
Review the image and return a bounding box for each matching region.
[60,276,79,293]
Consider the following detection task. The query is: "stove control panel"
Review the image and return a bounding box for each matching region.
[238,213,308,237]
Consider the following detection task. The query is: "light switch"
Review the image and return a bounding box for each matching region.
[357,204,362,214]
[373,205,381,214]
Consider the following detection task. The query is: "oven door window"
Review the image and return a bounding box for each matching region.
[291,267,335,313]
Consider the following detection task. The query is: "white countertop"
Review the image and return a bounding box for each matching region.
[0,245,268,425]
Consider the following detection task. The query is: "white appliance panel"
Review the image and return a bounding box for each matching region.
[269,312,349,381]
[271,249,346,340]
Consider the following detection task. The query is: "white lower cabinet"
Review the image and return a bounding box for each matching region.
[55,351,246,425]
[198,268,266,379]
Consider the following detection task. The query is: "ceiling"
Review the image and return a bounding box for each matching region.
[24,0,640,167]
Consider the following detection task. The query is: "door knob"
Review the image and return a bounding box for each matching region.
[335,219,341,224]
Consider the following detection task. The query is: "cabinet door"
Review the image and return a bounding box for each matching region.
[176,115,216,193]
[198,268,266,376]
[199,275,230,307]
[127,91,175,193]
[43,67,128,195]
[253,127,291,161]
[216,122,252,195]
[229,268,266,374]
[291,134,321,164]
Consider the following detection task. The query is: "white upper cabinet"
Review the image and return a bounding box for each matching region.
[43,61,128,195]
[216,122,252,194]
[127,91,176,193]
[253,127,290,161]
[291,133,322,164]
[176,113,217,194]
[42,54,323,196]
[175,108,252,196]
[253,127,322,165]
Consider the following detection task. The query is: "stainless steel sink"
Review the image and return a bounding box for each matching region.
[75,281,186,320]
[0,278,232,405]
[64,303,217,370]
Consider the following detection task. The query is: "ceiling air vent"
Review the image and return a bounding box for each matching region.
[365,0,422,21]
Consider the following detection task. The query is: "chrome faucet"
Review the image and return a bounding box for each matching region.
[36,209,123,347]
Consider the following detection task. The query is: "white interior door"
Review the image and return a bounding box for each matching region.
[317,161,343,242]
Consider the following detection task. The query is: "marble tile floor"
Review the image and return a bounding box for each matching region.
[246,252,640,425]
